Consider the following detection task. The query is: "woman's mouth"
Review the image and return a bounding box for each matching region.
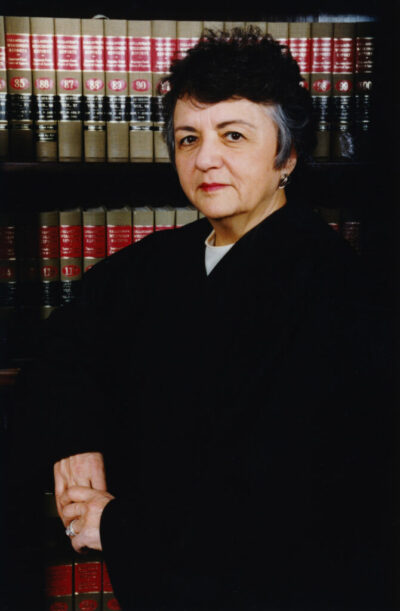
[199,183,228,192]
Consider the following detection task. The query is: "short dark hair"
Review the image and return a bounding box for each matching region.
[163,26,316,168]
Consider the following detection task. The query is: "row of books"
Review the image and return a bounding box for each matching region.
[0,204,360,315]
[0,16,375,163]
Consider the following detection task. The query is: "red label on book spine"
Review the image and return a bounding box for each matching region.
[289,38,312,72]
[151,37,177,72]
[176,37,199,60]
[35,77,54,90]
[311,37,333,72]
[128,37,151,72]
[41,264,58,279]
[85,78,104,91]
[133,225,154,242]
[60,225,82,257]
[132,78,150,92]
[74,562,101,593]
[0,79,5,91]
[60,78,79,91]
[355,37,374,73]
[62,264,81,277]
[40,226,59,258]
[107,225,132,256]
[312,78,331,93]
[107,78,127,91]
[0,264,15,280]
[155,224,174,232]
[83,226,106,258]
[10,76,29,90]
[31,34,55,70]
[334,79,353,93]
[0,227,16,259]
[82,36,105,71]
[56,35,81,71]
[0,46,6,70]
[6,33,31,69]
[50,602,69,611]
[333,38,354,73]
[105,599,121,610]
[105,36,128,72]
[45,564,73,597]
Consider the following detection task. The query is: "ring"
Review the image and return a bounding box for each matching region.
[65,520,77,537]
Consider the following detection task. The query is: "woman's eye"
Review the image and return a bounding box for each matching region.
[225,131,243,141]
[178,135,197,146]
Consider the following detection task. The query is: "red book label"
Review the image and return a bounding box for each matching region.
[78,601,98,611]
[56,35,81,71]
[60,225,82,257]
[155,224,174,231]
[45,564,73,597]
[50,603,69,611]
[105,599,121,610]
[0,46,6,70]
[6,33,31,69]
[82,35,105,72]
[0,78,5,91]
[107,225,132,256]
[85,78,104,91]
[289,38,312,72]
[40,226,59,258]
[151,37,177,72]
[0,226,16,258]
[356,78,372,93]
[105,36,128,72]
[355,37,374,74]
[312,78,331,93]
[31,34,55,70]
[132,77,150,92]
[334,78,353,93]
[41,264,58,279]
[74,562,101,593]
[60,78,79,91]
[35,77,54,90]
[176,37,199,60]
[333,38,354,73]
[62,264,81,277]
[128,36,151,72]
[0,264,15,280]
[10,76,29,90]
[83,225,106,258]
[311,37,333,73]
[133,225,154,242]
[107,78,127,92]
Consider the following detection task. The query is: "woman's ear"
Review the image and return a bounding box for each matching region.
[284,147,297,176]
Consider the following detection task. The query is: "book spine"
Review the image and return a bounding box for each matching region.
[55,18,83,162]
[244,22,267,35]
[341,208,361,254]
[106,207,132,256]
[132,206,154,242]
[154,205,175,231]
[82,17,106,162]
[354,22,375,160]
[288,22,311,89]
[0,212,17,310]
[151,20,177,163]
[176,21,202,61]
[5,16,34,160]
[30,17,57,162]
[83,207,106,272]
[202,21,224,34]
[60,208,82,304]
[102,562,121,611]
[266,22,289,47]
[175,206,198,228]
[74,555,102,611]
[224,21,245,33]
[0,17,8,160]
[38,210,60,319]
[105,19,129,162]
[331,22,355,160]
[128,20,153,162]
[310,22,333,160]
[16,212,40,312]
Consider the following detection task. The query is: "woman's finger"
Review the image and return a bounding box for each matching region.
[63,502,86,520]
[60,485,97,507]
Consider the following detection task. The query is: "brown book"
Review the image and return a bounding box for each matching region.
[106,206,132,256]
[5,16,34,160]
[176,21,202,60]
[354,21,375,160]
[224,21,245,33]
[82,17,106,162]
[267,22,289,47]
[175,206,198,228]
[331,22,356,160]
[74,552,102,611]
[132,206,154,242]
[310,22,333,160]
[202,21,224,35]
[103,562,121,610]
[55,18,83,162]
[128,20,153,162]
[83,206,106,272]
[288,22,311,89]
[151,20,177,163]
[38,210,60,318]
[245,22,267,35]
[105,19,129,162]
[0,211,17,310]
[0,16,8,160]
[60,207,82,305]
[154,205,175,231]
[30,17,57,162]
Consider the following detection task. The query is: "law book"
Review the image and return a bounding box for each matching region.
[103,562,121,611]
[132,205,154,242]
[331,22,355,160]
[128,20,153,162]
[105,19,129,162]
[245,22,267,35]
[106,206,132,256]
[60,207,82,305]
[176,21,202,61]
[83,206,106,272]
[82,17,106,162]
[55,18,83,162]
[38,210,60,319]
[30,17,57,162]
[5,16,34,160]
[224,21,245,33]
[0,211,17,310]
[74,552,102,611]
[44,492,74,611]
[288,22,311,89]
[151,20,176,163]
[310,22,333,160]
[354,21,375,160]
[16,211,40,312]
[0,17,8,160]
[154,205,175,231]
[175,206,198,228]
[202,21,224,35]
[267,22,289,47]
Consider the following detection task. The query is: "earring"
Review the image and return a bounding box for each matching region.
[278,173,289,189]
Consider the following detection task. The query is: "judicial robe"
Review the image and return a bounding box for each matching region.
[13,201,394,610]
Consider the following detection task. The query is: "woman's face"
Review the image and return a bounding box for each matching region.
[174,96,296,243]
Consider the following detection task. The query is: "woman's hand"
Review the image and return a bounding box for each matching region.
[54,452,107,526]
[61,485,114,552]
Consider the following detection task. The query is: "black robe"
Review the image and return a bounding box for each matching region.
[12,201,394,610]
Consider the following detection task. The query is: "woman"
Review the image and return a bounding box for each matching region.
[15,28,392,610]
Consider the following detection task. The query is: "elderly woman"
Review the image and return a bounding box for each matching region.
[14,28,391,610]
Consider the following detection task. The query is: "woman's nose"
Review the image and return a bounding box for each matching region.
[194,137,223,171]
